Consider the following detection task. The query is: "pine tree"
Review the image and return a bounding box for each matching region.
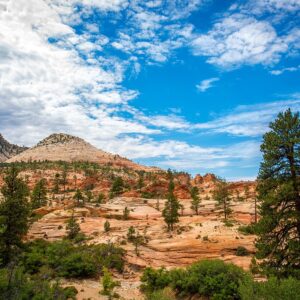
[127,226,135,242]
[123,206,130,220]
[213,178,232,221]
[109,177,124,199]
[162,176,180,231]
[104,220,110,233]
[190,186,201,215]
[66,212,80,240]
[53,173,60,194]
[31,178,47,209]
[73,189,84,207]
[61,165,68,198]
[0,166,30,265]
[96,193,105,204]
[255,109,300,278]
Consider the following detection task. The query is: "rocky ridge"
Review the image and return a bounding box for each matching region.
[0,134,28,162]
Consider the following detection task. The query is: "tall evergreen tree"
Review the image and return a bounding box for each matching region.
[255,109,300,278]
[213,178,232,221]
[31,178,47,209]
[162,175,180,231]
[190,186,201,215]
[0,166,30,265]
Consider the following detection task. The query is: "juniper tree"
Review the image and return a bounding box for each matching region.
[31,178,47,209]
[0,166,30,265]
[255,109,300,278]
[162,175,180,231]
[213,178,232,221]
[190,186,201,215]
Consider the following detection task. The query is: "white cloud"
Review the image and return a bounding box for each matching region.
[191,13,290,68]
[196,77,219,92]
[240,0,300,16]
[270,64,300,75]
[194,98,300,137]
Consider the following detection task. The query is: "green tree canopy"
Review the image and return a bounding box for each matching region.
[255,109,300,278]
[0,166,30,265]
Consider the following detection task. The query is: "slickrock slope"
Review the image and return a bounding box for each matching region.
[0,134,28,162]
[7,133,157,171]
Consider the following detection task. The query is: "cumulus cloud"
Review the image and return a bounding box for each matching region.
[196,77,219,92]
[191,13,291,68]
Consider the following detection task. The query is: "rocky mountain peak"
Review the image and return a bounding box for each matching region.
[36,133,85,147]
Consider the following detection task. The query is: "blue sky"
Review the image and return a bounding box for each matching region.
[1,0,300,180]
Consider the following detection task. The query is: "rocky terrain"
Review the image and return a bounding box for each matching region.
[0,134,28,162]
[0,133,258,299]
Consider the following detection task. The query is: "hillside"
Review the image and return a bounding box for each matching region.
[7,133,158,171]
[0,134,28,162]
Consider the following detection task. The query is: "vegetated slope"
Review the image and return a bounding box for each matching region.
[7,133,158,171]
[0,134,28,162]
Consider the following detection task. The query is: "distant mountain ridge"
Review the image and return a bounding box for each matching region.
[7,133,159,171]
[0,134,28,162]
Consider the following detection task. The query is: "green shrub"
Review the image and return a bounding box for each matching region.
[0,267,77,300]
[238,225,256,235]
[22,239,125,279]
[239,276,300,300]
[147,287,176,300]
[141,259,249,300]
[236,246,249,256]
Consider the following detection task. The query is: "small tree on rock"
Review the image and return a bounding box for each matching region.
[31,178,47,209]
[66,212,80,240]
[190,186,200,215]
[73,189,84,207]
[123,206,130,220]
[100,267,120,299]
[213,178,232,221]
[109,177,124,199]
[104,220,111,233]
[162,175,180,231]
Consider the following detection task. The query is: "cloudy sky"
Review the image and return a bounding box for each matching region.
[1,0,300,180]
